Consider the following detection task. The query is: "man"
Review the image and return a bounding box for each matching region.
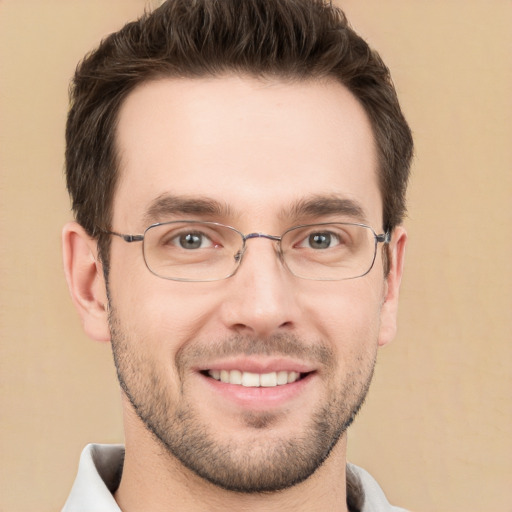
[62,0,413,510]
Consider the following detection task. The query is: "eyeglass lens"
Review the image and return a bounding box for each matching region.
[143,222,376,281]
[142,221,379,282]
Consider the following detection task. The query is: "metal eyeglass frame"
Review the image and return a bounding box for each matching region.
[103,220,391,282]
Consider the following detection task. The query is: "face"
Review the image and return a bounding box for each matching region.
[105,76,402,492]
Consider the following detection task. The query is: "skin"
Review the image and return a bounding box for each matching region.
[63,75,407,512]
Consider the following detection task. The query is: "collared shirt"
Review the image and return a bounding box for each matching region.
[62,444,408,512]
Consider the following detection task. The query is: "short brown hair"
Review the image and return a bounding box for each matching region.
[66,0,413,267]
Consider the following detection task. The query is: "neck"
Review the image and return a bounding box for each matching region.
[115,412,350,512]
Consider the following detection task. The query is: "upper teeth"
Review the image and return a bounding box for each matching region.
[208,370,300,387]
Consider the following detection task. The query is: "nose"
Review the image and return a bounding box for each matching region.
[219,237,299,337]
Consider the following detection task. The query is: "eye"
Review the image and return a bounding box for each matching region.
[174,231,214,250]
[300,231,341,250]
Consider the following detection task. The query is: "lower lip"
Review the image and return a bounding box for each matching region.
[199,372,315,410]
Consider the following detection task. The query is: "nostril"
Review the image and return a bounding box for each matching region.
[231,323,252,335]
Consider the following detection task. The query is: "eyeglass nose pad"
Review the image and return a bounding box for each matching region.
[233,237,283,268]
[233,247,246,263]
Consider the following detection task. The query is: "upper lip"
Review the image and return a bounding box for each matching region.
[196,357,317,375]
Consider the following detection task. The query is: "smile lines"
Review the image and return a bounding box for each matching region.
[207,369,303,387]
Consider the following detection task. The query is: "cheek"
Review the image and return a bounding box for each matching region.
[299,280,385,349]
[109,265,225,354]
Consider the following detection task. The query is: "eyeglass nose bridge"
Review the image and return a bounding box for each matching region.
[234,232,283,264]
[244,232,282,242]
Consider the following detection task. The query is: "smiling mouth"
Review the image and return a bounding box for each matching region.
[204,369,309,388]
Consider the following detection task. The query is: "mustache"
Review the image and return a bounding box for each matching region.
[176,333,335,369]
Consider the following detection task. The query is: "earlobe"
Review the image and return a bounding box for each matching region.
[377,226,407,347]
[62,222,111,342]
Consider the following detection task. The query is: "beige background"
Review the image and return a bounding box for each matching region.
[1,1,511,511]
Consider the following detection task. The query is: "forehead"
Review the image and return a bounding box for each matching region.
[113,75,381,229]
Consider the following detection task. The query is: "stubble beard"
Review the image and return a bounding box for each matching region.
[108,305,376,493]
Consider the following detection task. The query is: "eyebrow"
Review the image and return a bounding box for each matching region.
[284,195,368,224]
[143,194,234,225]
[142,193,368,227]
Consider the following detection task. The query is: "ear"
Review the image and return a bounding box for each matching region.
[62,222,111,342]
[377,226,407,347]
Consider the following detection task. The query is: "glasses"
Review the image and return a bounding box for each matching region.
[105,220,390,282]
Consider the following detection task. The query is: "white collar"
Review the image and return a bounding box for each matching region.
[62,444,407,512]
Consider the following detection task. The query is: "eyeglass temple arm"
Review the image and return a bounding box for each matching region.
[376,232,391,244]
[106,231,144,243]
